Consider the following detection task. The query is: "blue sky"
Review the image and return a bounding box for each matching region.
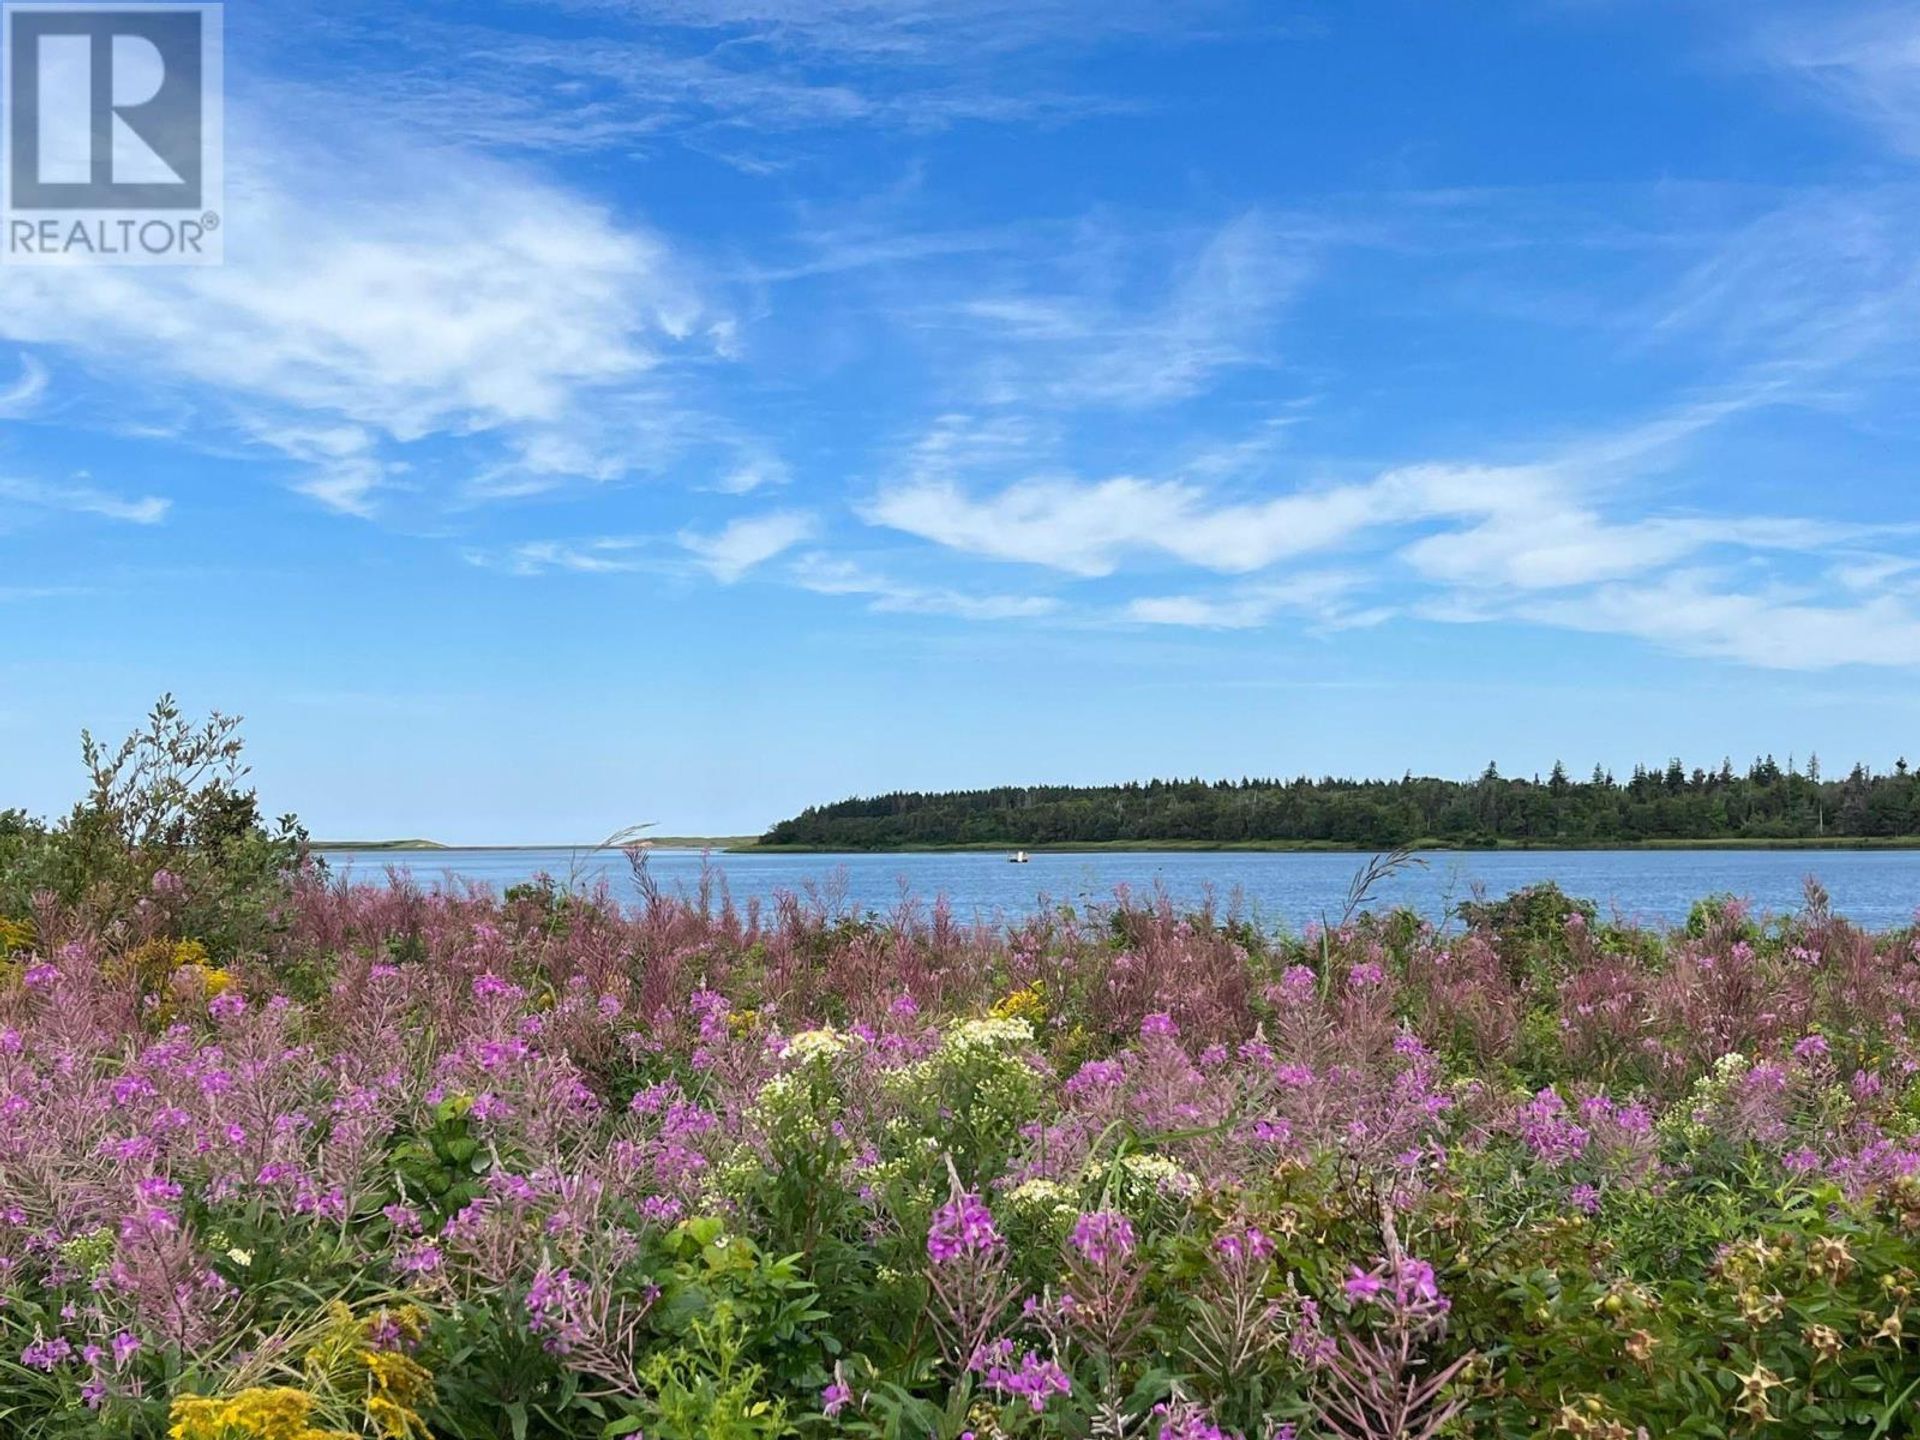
[5,0,1920,840]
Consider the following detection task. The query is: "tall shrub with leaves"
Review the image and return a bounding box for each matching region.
[0,695,304,957]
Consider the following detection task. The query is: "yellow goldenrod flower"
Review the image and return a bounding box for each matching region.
[169,1387,316,1440]
[366,1393,426,1438]
[168,1396,227,1440]
[361,1348,434,1404]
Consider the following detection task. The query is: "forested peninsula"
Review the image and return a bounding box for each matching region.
[758,756,1920,849]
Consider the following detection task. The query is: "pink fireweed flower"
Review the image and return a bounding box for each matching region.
[1252,1118,1292,1147]
[382,1204,423,1234]
[1068,1210,1135,1265]
[1518,1087,1590,1165]
[1347,1254,1451,1320]
[1065,1058,1126,1094]
[1396,1257,1443,1307]
[208,990,247,1020]
[21,1335,73,1371]
[969,1340,1071,1412]
[927,1195,1001,1261]
[927,1191,1002,1263]
[364,1311,414,1351]
[1153,1403,1235,1440]
[1213,1224,1274,1263]
[395,1239,442,1274]
[524,1266,592,1355]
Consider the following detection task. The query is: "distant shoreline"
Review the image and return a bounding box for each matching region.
[734,837,1920,853]
[312,837,755,852]
[315,836,1920,855]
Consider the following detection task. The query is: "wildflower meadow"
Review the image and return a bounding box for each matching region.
[6,705,1920,1439]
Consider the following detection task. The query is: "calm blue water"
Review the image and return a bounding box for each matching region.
[313,847,1920,931]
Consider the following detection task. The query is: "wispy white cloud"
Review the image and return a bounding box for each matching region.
[1755,4,1920,158]
[266,0,1233,167]
[0,355,48,418]
[681,510,819,581]
[865,460,1549,578]
[1518,569,1920,670]
[709,453,792,494]
[790,552,1058,619]
[914,213,1308,409]
[1127,572,1383,631]
[0,476,169,525]
[597,0,1254,63]
[1399,506,1893,592]
[465,538,651,577]
[862,369,1920,664]
[0,112,722,515]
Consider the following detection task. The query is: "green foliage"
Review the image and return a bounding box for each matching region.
[383,1093,491,1228]
[624,1306,795,1440]
[0,695,304,956]
[1452,1181,1920,1438]
[1454,881,1596,983]
[650,1217,835,1400]
[882,1019,1047,1191]
[1684,890,1761,942]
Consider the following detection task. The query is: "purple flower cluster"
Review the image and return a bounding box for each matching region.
[524,1266,593,1355]
[927,1191,1002,1263]
[1345,1253,1450,1321]
[969,1339,1071,1412]
[1068,1209,1135,1265]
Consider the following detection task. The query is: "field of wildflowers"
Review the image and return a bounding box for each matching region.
[6,709,1920,1439]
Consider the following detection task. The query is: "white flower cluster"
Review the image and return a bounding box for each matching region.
[1005,1178,1081,1227]
[940,1016,1035,1055]
[780,1026,852,1062]
[1658,1050,1752,1146]
[1117,1151,1199,1201]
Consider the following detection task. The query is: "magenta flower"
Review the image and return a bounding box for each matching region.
[21,1335,72,1371]
[1068,1209,1135,1265]
[969,1340,1071,1412]
[1213,1225,1274,1263]
[927,1191,1002,1263]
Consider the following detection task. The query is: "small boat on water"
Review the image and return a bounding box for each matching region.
[1008,850,1031,863]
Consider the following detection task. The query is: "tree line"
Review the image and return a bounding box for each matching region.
[759,755,1920,848]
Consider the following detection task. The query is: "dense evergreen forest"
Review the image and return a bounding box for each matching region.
[759,755,1920,848]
